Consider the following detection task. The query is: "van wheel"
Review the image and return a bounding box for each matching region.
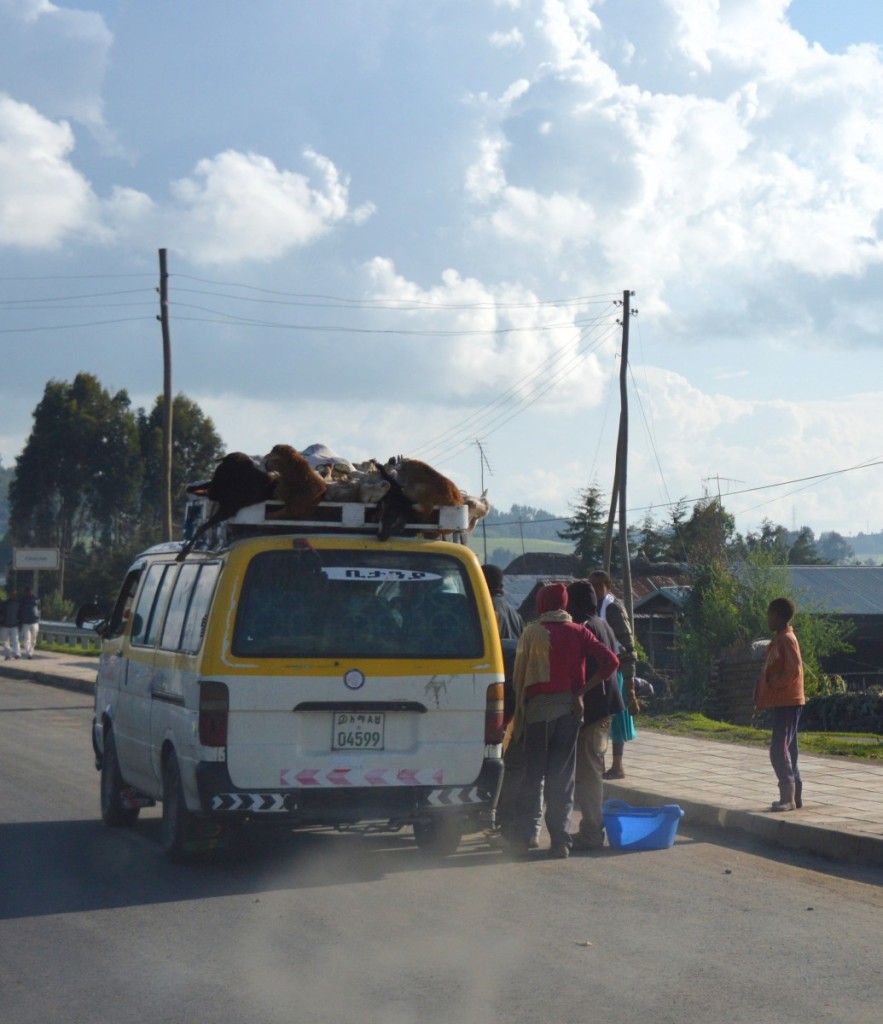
[161,752,197,862]
[100,729,139,827]
[413,816,463,857]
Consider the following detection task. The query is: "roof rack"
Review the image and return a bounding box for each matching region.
[182,495,470,551]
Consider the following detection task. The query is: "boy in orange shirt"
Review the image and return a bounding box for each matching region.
[755,597,806,812]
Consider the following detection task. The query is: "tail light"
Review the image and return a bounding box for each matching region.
[199,681,229,747]
[484,682,505,745]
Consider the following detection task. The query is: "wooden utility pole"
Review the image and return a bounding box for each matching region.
[604,290,635,625]
[158,249,173,541]
[618,290,634,626]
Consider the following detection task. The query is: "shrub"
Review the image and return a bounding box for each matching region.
[801,689,883,734]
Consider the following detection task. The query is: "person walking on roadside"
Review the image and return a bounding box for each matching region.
[566,580,624,851]
[590,570,639,779]
[18,586,41,660]
[755,596,806,812]
[1,590,22,660]
[510,583,619,859]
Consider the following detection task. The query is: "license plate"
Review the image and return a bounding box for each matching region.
[332,712,385,750]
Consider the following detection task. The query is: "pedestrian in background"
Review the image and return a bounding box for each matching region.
[19,586,41,660]
[481,564,525,846]
[481,563,523,641]
[510,583,619,859]
[590,570,639,780]
[1,590,22,660]
[755,596,805,812]
[566,580,624,851]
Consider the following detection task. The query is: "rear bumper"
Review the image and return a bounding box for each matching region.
[194,755,504,832]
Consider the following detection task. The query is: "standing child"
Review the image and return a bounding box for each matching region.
[755,596,805,812]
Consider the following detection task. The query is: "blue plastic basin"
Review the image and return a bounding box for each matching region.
[603,799,685,851]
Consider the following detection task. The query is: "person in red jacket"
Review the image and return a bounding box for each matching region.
[510,583,619,859]
[755,596,806,812]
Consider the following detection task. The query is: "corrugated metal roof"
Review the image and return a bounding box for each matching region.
[786,566,883,615]
[502,574,574,616]
[634,585,691,610]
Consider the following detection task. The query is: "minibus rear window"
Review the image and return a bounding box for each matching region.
[232,549,483,659]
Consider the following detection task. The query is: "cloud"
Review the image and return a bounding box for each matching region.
[0,0,112,131]
[464,0,883,334]
[0,113,373,263]
[167,148,376,265]
[489,28,524,52]
[0,94,100,247]
[362,257,612,412]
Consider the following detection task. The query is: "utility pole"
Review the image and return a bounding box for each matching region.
[618,290,634,625]
[158,249,173,541]
[604,290,637,624]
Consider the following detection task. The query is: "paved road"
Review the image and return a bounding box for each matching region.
[1,677,881,1024]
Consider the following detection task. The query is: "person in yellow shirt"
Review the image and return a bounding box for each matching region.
[755,597,805,812]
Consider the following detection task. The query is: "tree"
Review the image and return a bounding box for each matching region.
[137,394,225,542]
[674,497,737,567]
[817,531,855,565]
[558,483,608,575]
[787,526,826,565]
[675,549,851,710]
[634,510,671,563]
[740,518,789,561]
[9,374,142,591]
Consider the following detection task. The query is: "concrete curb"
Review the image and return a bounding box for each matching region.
[0,661,96,696]
[605,782,883,867]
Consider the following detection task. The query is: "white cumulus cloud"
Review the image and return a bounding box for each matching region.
[167,148,375,265]
[0,94,100,247]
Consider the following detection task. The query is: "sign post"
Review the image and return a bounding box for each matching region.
[13,548,60,596]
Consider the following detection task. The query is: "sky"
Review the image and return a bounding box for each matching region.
[2,0,883,540]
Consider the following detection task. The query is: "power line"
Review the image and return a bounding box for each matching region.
[173,274,618,311]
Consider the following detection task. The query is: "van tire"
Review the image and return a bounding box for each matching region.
[100,729,139,827]
[413,816,463,857]
[161,751,197,862]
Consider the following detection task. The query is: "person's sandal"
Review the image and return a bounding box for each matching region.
[603,768,625,780]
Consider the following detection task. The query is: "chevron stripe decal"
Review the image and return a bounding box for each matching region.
[426,787,483,806]
[211,793,288,812]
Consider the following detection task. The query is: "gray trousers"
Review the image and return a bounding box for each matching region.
[517,713,581,848]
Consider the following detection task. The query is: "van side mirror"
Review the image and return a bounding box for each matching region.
[75,603,105,630]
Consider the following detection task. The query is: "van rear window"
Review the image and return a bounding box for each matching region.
[232,548,483,659]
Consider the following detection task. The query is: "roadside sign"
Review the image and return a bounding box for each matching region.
[13,547,61,571]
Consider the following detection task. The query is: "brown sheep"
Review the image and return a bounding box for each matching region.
[264,444,328,519]
[386,458,465,516]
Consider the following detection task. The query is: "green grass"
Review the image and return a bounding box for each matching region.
[641,711,883,761]
[36,642,100,657]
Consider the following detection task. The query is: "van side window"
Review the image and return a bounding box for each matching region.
[180,564,220,654]
[159,563,201,651]
[156,562,220,654]
[131,564,175,648]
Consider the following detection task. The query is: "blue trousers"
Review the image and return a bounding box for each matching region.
[769,706,802,786]
[517,713,581,848]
